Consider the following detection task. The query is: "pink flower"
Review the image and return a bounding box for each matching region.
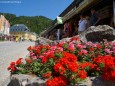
[110,51,113,55]
[110,42,115,47]
[77,44,84,49]
[105,49,110,53]
[85,42,93,46]
[59,41,65,45]
[81,49,88,54]
[104,49,113,54]
[113,47,115,54]
[50,46,57,51]
[68,43,75,51]
[30,52,34,57]
[43,51,54,56]
[32,56,37,59]
[39,55,44,59]
[92,44,97,47]
[57,47,63,51]
[113,47,115,50]
[113,43,115,47]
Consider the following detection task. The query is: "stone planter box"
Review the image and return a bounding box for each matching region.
[8,74,45,86]
[8,74,115,86]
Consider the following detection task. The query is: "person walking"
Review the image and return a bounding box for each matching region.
[85,15,90,28]
[90,8,100,26]
[78,14,87,34]
[56,29,61,40]
[63,22,70,37]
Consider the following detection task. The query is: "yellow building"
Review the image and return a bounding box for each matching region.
[22,32,30,40]
[29,32,37,41]
[10,24,30,40]
[10,24,38,41]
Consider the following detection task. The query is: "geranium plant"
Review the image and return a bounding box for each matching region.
[8,36,115,85]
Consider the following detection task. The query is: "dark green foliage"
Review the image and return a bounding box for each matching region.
[0,13,53,35]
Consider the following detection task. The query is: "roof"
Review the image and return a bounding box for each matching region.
[10,24,30,32]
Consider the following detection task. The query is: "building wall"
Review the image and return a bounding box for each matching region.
[22,32,30,40]
[10,24,37,41]
[0,15,10,35]
[29,34,37,41]
[0,15,4,31]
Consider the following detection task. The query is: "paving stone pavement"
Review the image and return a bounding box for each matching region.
[0,41,35,86]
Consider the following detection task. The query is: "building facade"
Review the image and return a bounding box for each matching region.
[29,32,37,41]
[10,24,30,40]
[0,15,10,35]
[10,24,37,41]
[43,0,114,40]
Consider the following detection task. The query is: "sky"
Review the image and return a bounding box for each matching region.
[0,0,73,20]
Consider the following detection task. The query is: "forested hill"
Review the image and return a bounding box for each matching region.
[0,13,53,35]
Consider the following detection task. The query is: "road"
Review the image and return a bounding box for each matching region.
[0,41,35,86]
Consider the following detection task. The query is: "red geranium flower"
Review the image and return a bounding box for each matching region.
[27,46,34,51]
[79,62,94,69]
[46,76,67,86]
[62,52,78,62]
[43,72,51,78]
[25,58,33,64]
[78,70,87,79]
[89,47,94,51]
[97,44,102,49]
[16,58,22,65]
[54,63,65,75]
[7,62,17,72]
[68,62,78,72]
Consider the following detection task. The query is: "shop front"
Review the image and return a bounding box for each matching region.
[44,0,115,40]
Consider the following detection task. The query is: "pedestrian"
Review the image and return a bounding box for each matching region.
[78,14,87,34]
[56,29,61,40]
[90,8,100,26]
[63,22,70,37]
[72,20,78,35]
[110,15,114,28]
[85,15,90,28]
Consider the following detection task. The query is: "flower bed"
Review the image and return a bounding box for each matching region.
[8,36,115,86]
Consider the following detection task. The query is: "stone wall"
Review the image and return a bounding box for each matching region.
[8,74,115,86]
[36,25,115,44]
[35,37,53,45]
[8,74,45,86]
[79,25,115,42]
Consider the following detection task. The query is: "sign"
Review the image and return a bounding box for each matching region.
[57,17,63,24]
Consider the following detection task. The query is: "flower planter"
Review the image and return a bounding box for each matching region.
[7,31,115,86]
[8,74,46,86]
[8,74,115,86]
[89,76,115,86]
